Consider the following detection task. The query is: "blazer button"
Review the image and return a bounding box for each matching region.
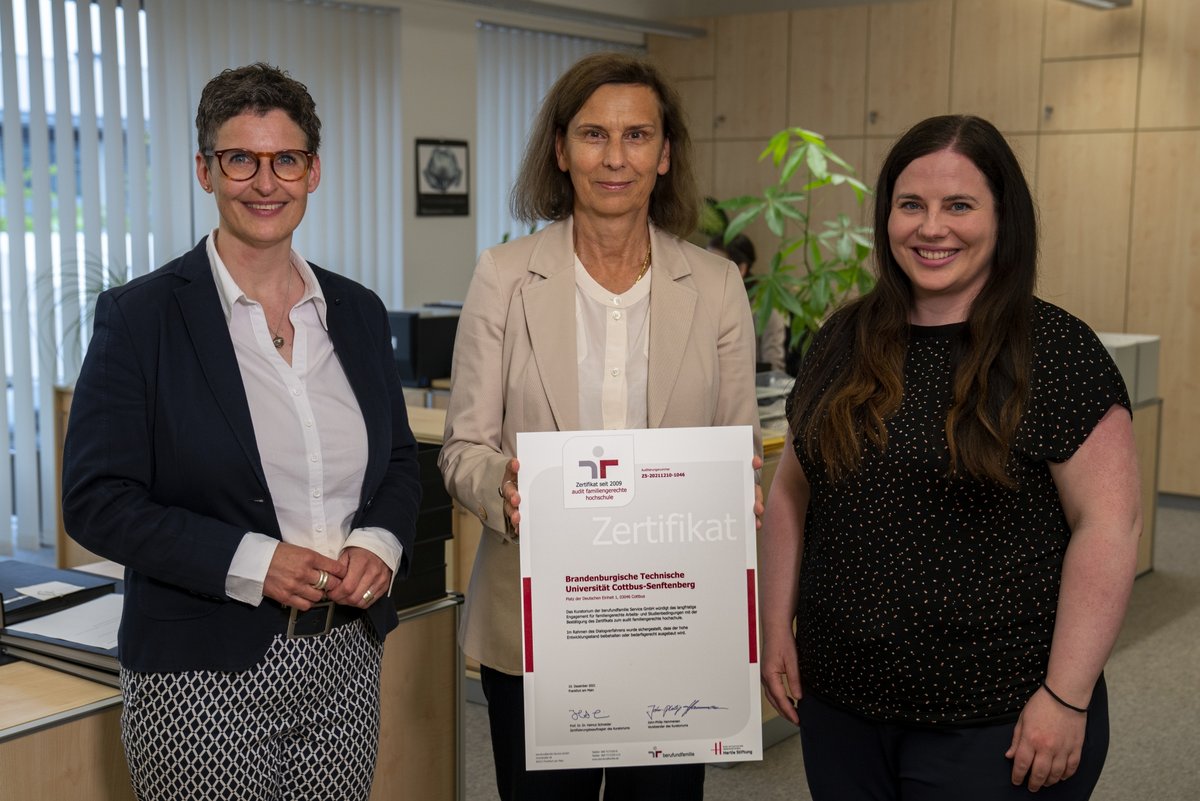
[477,504,488,522]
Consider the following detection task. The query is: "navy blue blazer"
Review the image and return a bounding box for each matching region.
[62,237,422,673]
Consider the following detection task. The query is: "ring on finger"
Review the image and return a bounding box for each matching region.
[362,588,374,603]
[313,570,329,591]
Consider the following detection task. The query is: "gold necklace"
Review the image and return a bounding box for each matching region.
[634,242,652,283]
[271,267,293,349]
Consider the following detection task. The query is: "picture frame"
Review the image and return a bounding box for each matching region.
[415,138,469,216]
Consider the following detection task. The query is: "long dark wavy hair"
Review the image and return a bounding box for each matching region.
[510,52,698,238]
[788,115,1037,487]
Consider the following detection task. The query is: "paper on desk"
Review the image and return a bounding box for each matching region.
[7,593,122,650]
[14,580,89,600]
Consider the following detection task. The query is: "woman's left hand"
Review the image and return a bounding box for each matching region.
[328,546,393,609]
[1006,688,1087,792]
[752,454,764,529]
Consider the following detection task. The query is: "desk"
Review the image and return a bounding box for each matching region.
[0,596,464,801]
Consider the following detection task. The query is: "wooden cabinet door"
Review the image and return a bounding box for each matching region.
[1127,131,1200,496]
[951,0,1044,133]
[1036,132,1134,335]
[866,0,952,135]
[1139,0,1200,128]
[787,6,868,138]
[1044,0,1143,58]
[714,12,790,141]
[1041,57,1139,132]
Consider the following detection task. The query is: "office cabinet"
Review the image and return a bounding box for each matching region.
[1041,57,1139,132]
[866,0,952,135]
[1128,130,1200,496]
[677,77,716,142]
[787,6,868,138]
[1138,0,1200,129]
[1044,0,1142,58]
[951,0,1044,133]
[1036,132,1134,334]
[713,13,790,141]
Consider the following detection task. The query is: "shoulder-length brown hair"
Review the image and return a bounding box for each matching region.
[510,52,698,238]
[789,115,1037,487]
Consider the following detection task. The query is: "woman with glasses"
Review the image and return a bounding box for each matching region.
[62,63,422,801]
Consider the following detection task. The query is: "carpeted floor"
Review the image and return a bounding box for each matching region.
[464,496,1200,800]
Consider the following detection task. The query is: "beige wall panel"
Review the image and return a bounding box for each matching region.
[646,17,716,80]
[1128,131,1200,496]
[693,139,717,200]
[1044,0,1143,59]
[1035,133,1133,334]
[1041,57,1139,132]
[1006,134,1039,192]
[714,13,791,141]
[951,0,1045,133]
[713,138,790,265]
[1138,0,1200,129]
[677,77,716,141]
[866,0,952,135]
[787,6,868,138]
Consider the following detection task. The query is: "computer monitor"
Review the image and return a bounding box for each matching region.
[388,308,459,387]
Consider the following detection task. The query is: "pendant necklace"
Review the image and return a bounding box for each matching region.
[271,267,293,349]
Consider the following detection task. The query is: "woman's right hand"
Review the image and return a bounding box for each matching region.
[263,542,347,610]
[500,458,521,538]
[761,626,802,725]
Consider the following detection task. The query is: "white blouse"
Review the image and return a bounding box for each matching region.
[574,255,651,430]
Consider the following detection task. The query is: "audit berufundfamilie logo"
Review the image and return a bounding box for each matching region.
[563,435,635,509]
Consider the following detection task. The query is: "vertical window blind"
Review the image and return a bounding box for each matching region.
[475,22,642,254]
[0,0,402,557]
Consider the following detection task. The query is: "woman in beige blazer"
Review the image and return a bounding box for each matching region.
[439,53,760,800]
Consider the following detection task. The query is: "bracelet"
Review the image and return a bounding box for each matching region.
[1042,680,1089,713]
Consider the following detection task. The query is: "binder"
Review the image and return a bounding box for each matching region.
[0,593,121,678]
[0,560,118,625]
[0,645,120,687]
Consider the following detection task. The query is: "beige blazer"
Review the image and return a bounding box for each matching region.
[439,218,760,674]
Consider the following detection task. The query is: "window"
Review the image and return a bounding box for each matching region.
[475,22,642,253]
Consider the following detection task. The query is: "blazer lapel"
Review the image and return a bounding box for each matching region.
[173,238,269,490]
[321,273,388,506]
[523,220,580,432]
[647,227,697,428]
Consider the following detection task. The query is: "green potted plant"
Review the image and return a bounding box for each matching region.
[718,127,875,362]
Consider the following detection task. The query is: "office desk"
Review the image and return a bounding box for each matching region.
[0,595,463,801]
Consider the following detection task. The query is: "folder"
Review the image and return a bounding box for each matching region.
[0,560,118,626]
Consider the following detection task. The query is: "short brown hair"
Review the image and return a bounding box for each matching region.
[195,63,321,155]
[510,52,698,238]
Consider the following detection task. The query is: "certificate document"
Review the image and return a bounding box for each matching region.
[517,425,761,770]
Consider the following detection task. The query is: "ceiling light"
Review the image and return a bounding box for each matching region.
[1060,0,1132,9]
[447,0,707,39]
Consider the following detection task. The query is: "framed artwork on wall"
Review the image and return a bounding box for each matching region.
[415,138,469,216]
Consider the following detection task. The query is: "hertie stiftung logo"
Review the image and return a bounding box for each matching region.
[563,434,635,509]
[579,447,619,479]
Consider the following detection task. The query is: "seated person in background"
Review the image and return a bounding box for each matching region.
[708,233,786,372]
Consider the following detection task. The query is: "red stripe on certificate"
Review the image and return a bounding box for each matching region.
[523,577,534,672]
[746,569,758,663]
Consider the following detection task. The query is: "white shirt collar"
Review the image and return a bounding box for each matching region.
[205,229,329,330]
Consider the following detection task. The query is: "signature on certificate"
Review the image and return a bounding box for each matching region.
[570,708,610,721]
[645,699,728,720]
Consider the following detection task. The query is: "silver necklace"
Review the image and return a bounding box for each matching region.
[271,267,293,349]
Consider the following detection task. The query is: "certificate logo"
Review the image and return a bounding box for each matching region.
[563,435,635,508]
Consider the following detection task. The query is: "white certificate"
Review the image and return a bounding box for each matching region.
[517,425,762,770]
